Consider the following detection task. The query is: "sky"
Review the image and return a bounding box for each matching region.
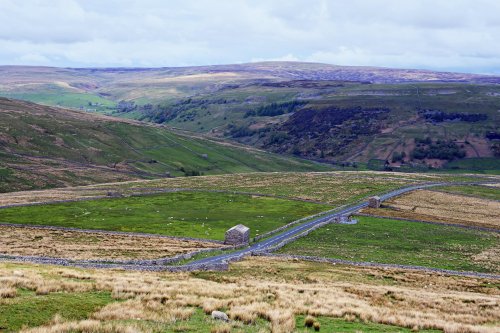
[1,0,499,74]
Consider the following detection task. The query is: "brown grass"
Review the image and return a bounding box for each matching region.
[0,286,17,298]
[1,171,493,207]
[1,257,499,333]
[0,225,224,260]
[210,323,232,333]
[20,319,141,333]
[304,315,315,327]
[361,189,500,230]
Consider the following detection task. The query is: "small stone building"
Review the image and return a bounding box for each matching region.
[224,224,250,245]
[368,196,381,208]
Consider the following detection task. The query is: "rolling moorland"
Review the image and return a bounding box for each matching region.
[0,63,499,333]
[0,176,499,332]
[1,62,499,172]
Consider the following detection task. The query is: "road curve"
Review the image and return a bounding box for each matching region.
[187,182,446,267]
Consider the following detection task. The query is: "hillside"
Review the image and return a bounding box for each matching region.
[124,81,500,171]
[0,97,329,192]
[0,62,499,171]
[1,62,499,109]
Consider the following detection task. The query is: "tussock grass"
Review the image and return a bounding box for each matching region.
[0,225,224,260]
[0,171,490,207]
[433,184,500,201]
[362,189,500,230]
[0,257,498,332]
[0,286,17,298]
[210,323,232,333]
[304,315,315,327]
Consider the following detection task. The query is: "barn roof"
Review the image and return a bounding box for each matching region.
[227,224,249,233]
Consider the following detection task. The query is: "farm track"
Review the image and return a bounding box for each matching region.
[2,181,499,279]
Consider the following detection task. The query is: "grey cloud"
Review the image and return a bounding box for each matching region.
[0,0,498,73]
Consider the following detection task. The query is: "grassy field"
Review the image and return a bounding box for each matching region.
[0,225,224,260]
[278,216,499,273]
[0,191,329,240]
[0,88,116,113]
[434,184,500,201]
[0,171,495,207]
[0,258,498,332]
[363,189,500,229]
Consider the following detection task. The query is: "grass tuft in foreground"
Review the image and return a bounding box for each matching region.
[0,258,498,332]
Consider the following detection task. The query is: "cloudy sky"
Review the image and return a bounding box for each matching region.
[1,0,499,73]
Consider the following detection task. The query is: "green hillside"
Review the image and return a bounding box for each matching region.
[132,81,500,171]
[1,63,498,172]
[0,98,330,192]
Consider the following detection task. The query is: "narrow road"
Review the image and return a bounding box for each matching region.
[187,182,444,267]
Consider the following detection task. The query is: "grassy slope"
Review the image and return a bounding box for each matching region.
[0,97,330,193]
[278,215,499,273]
[0,191,329,240]
[118,82,499,167]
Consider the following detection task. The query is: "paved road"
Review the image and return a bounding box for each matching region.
[187,182,446,267]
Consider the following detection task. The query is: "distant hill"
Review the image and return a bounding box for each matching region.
[0,62,498,172]
[1,62,499,107]
[0,97,329,192]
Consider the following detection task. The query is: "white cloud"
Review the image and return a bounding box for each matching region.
[0,0,499,73]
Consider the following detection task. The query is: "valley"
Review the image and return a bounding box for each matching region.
[0,63,499,333]
[1,63,499,172]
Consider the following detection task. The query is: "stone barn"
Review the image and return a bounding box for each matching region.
[224,224,250,245]
[368,196,381,208]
